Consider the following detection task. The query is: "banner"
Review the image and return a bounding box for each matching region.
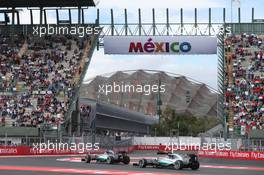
[104,36,217,55]
[198,150,264,161]
[1,146,263,161]
[0,146,134,156]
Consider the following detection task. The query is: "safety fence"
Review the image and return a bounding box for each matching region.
[0,145,263,161]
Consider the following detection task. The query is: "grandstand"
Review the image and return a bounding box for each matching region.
[0,34,94,126]
[0,0,99,138]
[224,33,264,135]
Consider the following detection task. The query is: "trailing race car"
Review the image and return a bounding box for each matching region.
[82,150,130,164]
[137,153,199,170]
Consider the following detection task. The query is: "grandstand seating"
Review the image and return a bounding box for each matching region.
[224,33,264,132]
[0,34,94,129]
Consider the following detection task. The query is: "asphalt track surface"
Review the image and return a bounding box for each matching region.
[0,153,263,175]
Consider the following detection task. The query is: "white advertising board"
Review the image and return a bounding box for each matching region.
[104,36,217,55]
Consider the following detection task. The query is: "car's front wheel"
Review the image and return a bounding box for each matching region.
[107,156,114,164]
[85,155,91,163]
[174,160,183,170]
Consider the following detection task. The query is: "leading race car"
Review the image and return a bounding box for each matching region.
[137,153,199,170]
[81,150,130,164]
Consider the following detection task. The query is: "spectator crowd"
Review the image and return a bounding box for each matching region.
[224,33,264,132]
[0,34,92,128]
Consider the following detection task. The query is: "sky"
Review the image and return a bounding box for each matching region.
[2,0,264,89]
[84,0,264,89]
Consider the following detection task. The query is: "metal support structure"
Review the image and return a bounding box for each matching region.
[194,8,197,35]
[30,9,33,25]
[4,12,8,25]
[69,9,72,24]
[56,9,59,25]
[11,7,15,25]
[166,8,169,36]
[111,9,114,36]
[223,8,226,23]
[238,8,241,33]
[96,9,100,24]
[96,8,263,39]
[124,9,128,36]
[82,8,84,24]
[44,10,47,24]
[231,0,233,23]
[252,8,254,22]
[39,7,43,25]
[217,31,226,140]
[10,8,15,42]
[78,6,81,24]
[209,8,211,35]
[96,9,100,50]
[238,8,241,23]
[152,8,156,35]
[16,11,20,25]
[180,8,183,35]
[138,9,142,36]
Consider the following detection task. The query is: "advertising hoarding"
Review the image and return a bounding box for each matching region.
[104,36,217,55]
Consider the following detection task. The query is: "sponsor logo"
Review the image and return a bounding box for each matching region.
[129,38,191,53]
[0,148,17,154]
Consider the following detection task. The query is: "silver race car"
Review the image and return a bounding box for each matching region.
[82,150,130,164]
[137,153,200,170]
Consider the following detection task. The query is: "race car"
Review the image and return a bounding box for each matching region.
[82,150,130,164]
[137,153,199,170]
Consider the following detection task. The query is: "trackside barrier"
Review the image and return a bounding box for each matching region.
[135,145,264,160]
[0,146,135,156]
[0,145,263,160]
[198,150,264,161]
[135,145,199,151]
[0,146,102,156]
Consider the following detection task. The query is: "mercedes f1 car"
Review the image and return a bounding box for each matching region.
[136,153,199,170]
[82,150,130,164]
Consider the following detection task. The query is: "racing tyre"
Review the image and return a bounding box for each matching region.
[190,162,200,170]
[86,155,91,163]
[174,160,183,170]
[122,155,130,165]
[139,159,147,168]
[107,156,114,164]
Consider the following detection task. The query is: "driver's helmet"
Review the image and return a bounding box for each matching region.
[106,150,114,155]
[168,154,175,159]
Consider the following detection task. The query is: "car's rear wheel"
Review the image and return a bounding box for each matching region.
[190,162,200,170]
[174,160,183,170]
[122,155,130,164]
[86,155,91,163]
[139,159,146,168]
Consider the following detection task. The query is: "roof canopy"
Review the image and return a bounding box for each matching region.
[0,0,96,8]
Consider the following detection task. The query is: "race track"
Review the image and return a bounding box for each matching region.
[0,152,263,175]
